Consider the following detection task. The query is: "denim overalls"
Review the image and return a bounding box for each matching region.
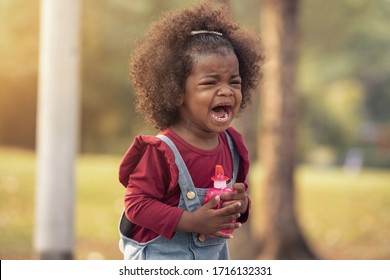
[118,131,239,260]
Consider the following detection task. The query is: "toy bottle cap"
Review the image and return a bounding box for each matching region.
[211,165,229,186]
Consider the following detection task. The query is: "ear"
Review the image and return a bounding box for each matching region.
[176,92,184,106]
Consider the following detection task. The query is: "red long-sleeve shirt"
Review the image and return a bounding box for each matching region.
[119,127,251,243]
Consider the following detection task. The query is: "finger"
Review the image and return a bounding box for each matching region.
[222,213,241,224]
[204,195,221,210]
[233,183,245,192]
[221,200,237,208]
[216,201,241,215]
[220,191,235,201]
[212,222,241,239]
[211,231,234,239]
[220,184,244,201]
[223,221,242,230]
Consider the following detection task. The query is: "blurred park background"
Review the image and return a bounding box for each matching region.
[1,0,390,260]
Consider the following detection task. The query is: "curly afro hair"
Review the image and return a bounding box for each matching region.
[130,1,264,130]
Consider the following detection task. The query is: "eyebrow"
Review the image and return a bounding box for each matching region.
[200,73,241,79]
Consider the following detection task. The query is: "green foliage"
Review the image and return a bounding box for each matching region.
[298,0,390,165]
[0,0,39,149]
[299,79,365,159]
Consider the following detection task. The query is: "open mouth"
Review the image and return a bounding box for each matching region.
[211,104,233,122]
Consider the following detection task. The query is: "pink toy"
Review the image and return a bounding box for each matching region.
[204,165,235,235]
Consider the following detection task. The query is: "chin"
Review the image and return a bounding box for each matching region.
[213,124,230,133]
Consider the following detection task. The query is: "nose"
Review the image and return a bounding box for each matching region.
[217,84,234,96]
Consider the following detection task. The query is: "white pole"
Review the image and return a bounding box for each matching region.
[35,0,81,259]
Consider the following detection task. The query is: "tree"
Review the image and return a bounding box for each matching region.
[257,0,316,259]
[34,0,81,259]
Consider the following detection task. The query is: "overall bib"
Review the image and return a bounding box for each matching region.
[118,131,239,260]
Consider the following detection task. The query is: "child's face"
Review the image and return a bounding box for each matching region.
[178,50,242,135]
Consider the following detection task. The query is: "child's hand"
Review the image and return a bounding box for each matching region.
[220,183,249,214]
[179,195,242,239]
[198,195,242,238]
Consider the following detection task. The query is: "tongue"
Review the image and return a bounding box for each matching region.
[213,106,227,118]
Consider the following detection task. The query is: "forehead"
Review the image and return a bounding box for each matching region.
[190,50,239,75]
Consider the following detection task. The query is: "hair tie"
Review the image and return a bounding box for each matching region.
[190,30,223,36]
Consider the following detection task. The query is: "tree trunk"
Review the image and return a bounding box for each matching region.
[257,0,316,259]
[34,0,81,260]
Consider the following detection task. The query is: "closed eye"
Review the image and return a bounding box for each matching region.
[199,80,218,86]
[230,78,242,87]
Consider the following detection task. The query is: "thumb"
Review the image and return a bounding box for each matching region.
[233,183,245,193]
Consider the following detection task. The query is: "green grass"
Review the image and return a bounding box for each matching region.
[1,147,389,259]
[0,148,124,260]
[249,163,390,260]
[296,166,390,259]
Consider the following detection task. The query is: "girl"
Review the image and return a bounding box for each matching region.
[118,1,263,260]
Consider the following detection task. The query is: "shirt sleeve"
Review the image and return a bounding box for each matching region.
[121,135,183,240]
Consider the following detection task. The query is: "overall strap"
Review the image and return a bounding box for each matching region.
[224,131,240,187]
[157,135,202,211]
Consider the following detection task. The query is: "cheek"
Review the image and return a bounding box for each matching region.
[235,92,243,110]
